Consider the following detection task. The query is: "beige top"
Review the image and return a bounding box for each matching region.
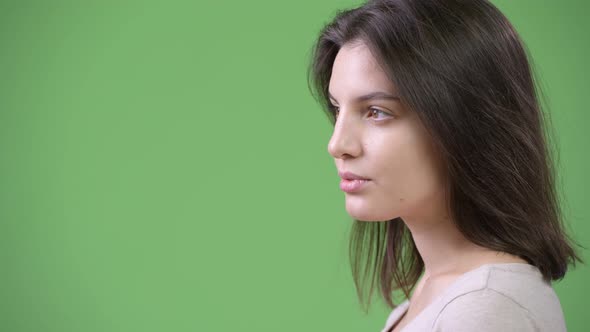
[381,263,567,332]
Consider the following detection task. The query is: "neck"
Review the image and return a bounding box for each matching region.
[402,214,527,280]
[402,212,498,280]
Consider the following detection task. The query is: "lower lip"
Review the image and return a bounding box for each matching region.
[340,179,370,193]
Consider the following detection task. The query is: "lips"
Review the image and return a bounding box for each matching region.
[338,171,371,193]
[338,171,370,181]
[339,178,369,193]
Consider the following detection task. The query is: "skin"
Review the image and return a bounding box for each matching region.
[327,41,528,331]
[327,40,446,225]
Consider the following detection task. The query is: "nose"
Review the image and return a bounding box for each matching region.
[327,111,362,159]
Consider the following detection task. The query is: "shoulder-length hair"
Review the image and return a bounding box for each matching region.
[307,0,585,311]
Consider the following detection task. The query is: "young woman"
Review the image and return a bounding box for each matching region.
[307,0,584,331]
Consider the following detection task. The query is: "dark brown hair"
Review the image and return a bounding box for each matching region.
[307,0,585,311]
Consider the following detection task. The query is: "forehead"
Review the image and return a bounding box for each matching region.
[329,42,397,97]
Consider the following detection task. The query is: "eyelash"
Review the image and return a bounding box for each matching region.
[331,106,393,121]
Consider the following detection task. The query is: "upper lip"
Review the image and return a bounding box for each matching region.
[338,171,370,180]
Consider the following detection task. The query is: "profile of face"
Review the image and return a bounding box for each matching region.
[328,41,447,222]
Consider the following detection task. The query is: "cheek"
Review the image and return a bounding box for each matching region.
[375,128,443,207]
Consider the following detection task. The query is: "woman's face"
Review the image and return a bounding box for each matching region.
[328,41,447,222]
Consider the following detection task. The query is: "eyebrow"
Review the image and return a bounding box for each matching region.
[328,91,400,103]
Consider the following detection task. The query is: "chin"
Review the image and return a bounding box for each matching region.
[345,204,396,222]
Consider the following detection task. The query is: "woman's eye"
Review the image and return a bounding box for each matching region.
[330,105,392,121]
[367,108,392,120]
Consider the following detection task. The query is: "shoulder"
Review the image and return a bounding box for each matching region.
[432,288,538,332]
[430,264,566,332]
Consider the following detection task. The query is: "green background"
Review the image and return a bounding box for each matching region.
[1,0,588,331]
